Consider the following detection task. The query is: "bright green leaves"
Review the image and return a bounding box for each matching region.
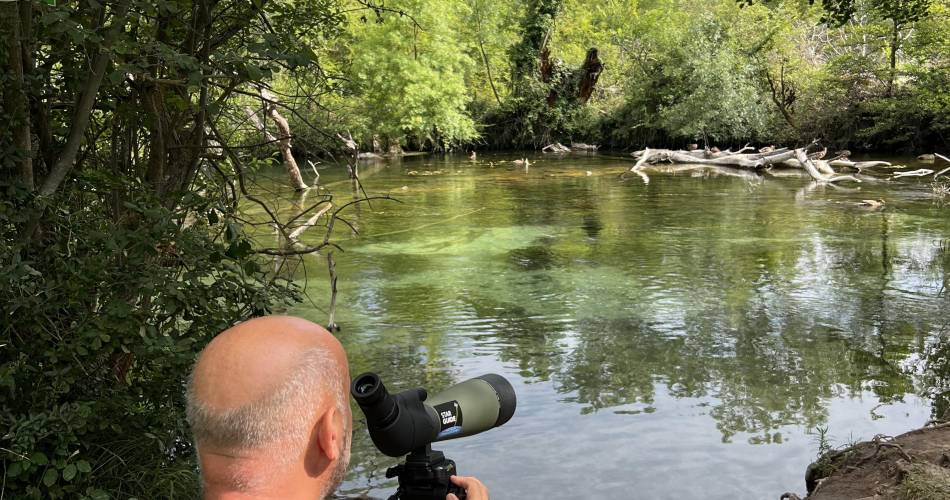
[345,0,479,147]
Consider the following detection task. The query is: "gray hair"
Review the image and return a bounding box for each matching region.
[186,347,346,489]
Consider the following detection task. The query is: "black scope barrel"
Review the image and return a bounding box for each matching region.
[350,372,517,457]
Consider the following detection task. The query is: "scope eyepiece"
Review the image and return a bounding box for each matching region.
[352,372,382,401]
[351,372,400,429]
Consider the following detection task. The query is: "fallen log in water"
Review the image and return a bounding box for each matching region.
[627,145,867,184]
[630,148,803,171]
[542,142,571,153]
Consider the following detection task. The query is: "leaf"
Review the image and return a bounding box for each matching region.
[63,463,77,481]
[43,468,58,487]
[7,461,22,478]
[243,260,260,275]
[77,460,91,473]
[31,452,48,466]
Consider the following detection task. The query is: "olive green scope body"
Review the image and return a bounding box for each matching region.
[350,372,517,457]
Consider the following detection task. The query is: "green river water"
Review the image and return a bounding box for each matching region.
[246,152,950,499]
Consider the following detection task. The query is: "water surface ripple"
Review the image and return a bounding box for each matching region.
[248,153,950,499]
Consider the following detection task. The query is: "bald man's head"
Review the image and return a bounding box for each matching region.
[186,316,351,497]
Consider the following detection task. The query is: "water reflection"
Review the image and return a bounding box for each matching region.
[244,154,949,499]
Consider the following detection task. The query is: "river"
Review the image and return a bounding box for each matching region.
[247,152,949,499]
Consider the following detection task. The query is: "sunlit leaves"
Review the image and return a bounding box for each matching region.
[345,0,478,147]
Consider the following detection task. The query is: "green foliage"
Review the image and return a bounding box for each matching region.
[462,0,521,106]
[654,15,771,142]
[267,0,950,152]
[0,178,301,498]
[598,2,775,146]
[740,0,931,26]
[340,0,478,149]
[508,0,562,88]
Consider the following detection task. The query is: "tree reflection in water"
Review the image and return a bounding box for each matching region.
[244,155,950,497]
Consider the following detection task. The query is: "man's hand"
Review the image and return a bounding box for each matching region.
[446,475,488,500]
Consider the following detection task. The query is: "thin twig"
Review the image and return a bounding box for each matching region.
[208,122,294,244]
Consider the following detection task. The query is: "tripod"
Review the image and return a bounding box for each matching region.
[385,445,466,500]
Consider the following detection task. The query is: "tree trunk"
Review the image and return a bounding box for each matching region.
[888,20,899,97]
[472,0,502,106]
[20,0,51,178]
[39,0,130,197]
[764,63,797,128]
[576,48,604,104]
[260,90,308,191]
[479,38,502,105]
[544,47,604,106]
[244,106,276,142]
[144,89,166,188]
[1,0,33,190]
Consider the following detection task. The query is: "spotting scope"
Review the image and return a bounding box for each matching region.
[351,372,517,500]
[351,372,517,457]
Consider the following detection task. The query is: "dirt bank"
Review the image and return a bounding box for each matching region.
[783,423,950,499]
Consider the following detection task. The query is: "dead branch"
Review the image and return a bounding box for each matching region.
[570,142,599,152]
[933,154,950,180]
[542,142,571,153]
[893,169,934,178]
[793,148,861,183]
[259,88,308,191]
[630,147,800,170]
[326,251,339,332]
[244,106,276,142]
[288,202,333,241]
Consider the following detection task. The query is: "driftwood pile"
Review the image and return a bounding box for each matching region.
[624,145,950,184]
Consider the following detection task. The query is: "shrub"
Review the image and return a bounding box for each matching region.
[0,177,301,499]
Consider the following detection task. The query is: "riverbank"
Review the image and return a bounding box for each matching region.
[785,423,950,499]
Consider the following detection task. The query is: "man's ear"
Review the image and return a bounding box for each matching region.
[316,405,343,461]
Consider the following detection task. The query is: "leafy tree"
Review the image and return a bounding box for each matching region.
[0,0,355,497]
[462,0,521,107]
[508,0,563,91]
[344,0,478,149]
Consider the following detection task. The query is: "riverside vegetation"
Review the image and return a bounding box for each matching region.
[1,0,949,499]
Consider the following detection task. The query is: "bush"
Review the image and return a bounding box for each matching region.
[0,177,301,499]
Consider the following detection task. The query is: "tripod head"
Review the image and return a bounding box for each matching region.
[385,445,465,500]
